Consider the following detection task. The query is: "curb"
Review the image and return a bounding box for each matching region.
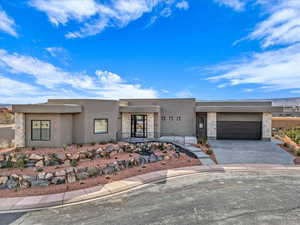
[0,164,299,213]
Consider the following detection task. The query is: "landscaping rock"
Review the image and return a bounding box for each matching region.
[0,154,5,161]
[71,154,80,161]
[20,180,31,189]
[64,159,71,166]
[0,176,8,186]
[6,179,19,189]
[38,172,46,180]
[51,177,65,185]
[76,172,89,180]
[87,167,99,177]
[30,179,48,187]
[35,160,44,167]
[55,170,66,177]
[29,154,43,161]
[45,173,54,181]
[55,152,66,161]
[105,145,114,152]
[67,173,76,183]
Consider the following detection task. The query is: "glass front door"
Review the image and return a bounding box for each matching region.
[131,115,147,138]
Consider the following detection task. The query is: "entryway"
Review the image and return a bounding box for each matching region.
[131,115,147,138]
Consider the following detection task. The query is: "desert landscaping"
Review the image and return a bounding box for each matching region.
[0,141,200,197]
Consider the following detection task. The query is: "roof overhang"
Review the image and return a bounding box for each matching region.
[119,105,160,113]
[12,104,82,114]
[195,106,284,113]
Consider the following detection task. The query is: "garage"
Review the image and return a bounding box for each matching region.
[217,113,262,140]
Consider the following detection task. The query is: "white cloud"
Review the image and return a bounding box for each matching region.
[248,0,300,48]
[29,0,99,25]
[208,43,300,91]
[0,49,158,102]
[176,1,189,10]
[0,49,93,89]
[45,47,67,57]
[29,0,186,38]
[0,75,38,96]
[95,70,157,99]
[214,0,245,11]
[0,8,18,37]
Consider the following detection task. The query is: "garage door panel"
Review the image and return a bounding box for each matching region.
[217,121,262,140]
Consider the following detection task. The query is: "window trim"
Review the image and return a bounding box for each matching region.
[31,120,51,141]
[94,118,108,134]
[176,116,181,121]
[169,116,173,121]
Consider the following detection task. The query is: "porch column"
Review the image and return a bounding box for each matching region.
[207,112,217,140]
[121,113,131,138]
[147,113,155,138]
[262,112,272,141]
[15,112,25,147]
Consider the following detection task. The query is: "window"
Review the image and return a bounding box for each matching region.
[94,119,108,134]
[31,120,51,141]
[161,116,166,121]
[169,116,173,121]
[176,116,181,121]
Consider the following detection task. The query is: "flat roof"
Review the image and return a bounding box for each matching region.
[12,104,82,114]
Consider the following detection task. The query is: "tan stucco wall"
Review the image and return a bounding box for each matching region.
[25,113,73,147]
[207,112,217,139]
[48,99,119,143]
[15,112,25,147]
[262,112,272,141]
[121,113,131,138]
[122,99,196,136]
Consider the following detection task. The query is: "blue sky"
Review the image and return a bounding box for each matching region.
[0,0,300,103]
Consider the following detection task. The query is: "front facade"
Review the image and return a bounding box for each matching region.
[12,98,283,147]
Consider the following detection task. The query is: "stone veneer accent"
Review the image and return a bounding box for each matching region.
[147,113,154,138]
[15,112,25,147]
[207,112,217,140]
[262,112,272,141]
[121,113,131,138]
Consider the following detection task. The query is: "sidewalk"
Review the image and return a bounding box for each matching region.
[0,164,299,213]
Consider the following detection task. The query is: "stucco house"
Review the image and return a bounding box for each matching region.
[12,98,283,147]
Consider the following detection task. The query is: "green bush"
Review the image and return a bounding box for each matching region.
[90,142,96,146]
[71,159,78,167]
[15,159,26,168]
[206,149,213,155]
[2,161,13,168]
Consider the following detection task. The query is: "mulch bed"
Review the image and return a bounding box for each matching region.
[278,144,300,165]
[0,151,200,198]
[192,144,218,164]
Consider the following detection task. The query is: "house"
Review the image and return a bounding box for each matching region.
[11,98,283,147]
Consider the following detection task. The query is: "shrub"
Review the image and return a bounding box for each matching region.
[99,141,107,145]
[71,159,78,167]
[63,145,67,151]
[15,147,22,152]
[31,147,36,151]
[206,149,213,155]
[15,159,25,168]
[2,160,13,168]
[90,142,96,146]
[283,142,289,147]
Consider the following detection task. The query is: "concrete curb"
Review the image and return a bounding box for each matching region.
[0,164,299,213]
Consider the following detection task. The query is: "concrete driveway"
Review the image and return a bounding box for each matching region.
[209,139,295,164]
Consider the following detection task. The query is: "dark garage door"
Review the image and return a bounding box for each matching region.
[217,121,262,140]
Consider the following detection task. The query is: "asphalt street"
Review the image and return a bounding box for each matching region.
[3,170,300,225]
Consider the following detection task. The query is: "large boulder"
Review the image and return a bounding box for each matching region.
[6,178,19,189]
[67,173,76,183]
[51,177,65,185]
[76,172,89,180]
[55,152,66,161]
[87,167,99,177]
[31,179,49,187]
[0,176,8,188]
[45,173,54,181]
[55,170,66,177]
[35,160,44,167]
[29,154,43,161]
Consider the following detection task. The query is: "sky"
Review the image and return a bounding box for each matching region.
[0,0,300,103]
